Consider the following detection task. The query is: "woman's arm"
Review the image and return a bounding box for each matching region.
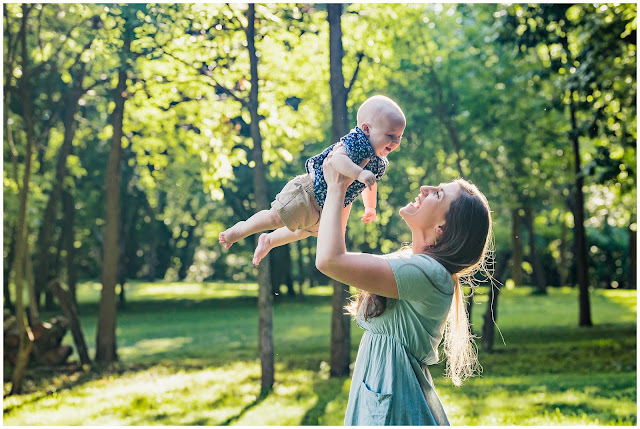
[315,151,399,299]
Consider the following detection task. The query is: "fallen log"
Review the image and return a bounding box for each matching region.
[4,312,73,368]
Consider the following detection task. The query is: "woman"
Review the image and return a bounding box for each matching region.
[315,148,492,425]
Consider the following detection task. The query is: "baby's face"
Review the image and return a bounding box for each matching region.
[362,116,405,157]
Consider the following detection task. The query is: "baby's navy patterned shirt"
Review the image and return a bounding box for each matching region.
[305,127,389,208]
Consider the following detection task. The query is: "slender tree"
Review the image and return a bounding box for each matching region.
[524,206,547,293]
[511,209,523,286]
[95,8,135,362]
[61,189,78,302]
[245,3,274,393]
[3,4,20,313]
[9,4,36,395]
[35,40,93,309]
[568,100,592,325]
[481,250,509,352]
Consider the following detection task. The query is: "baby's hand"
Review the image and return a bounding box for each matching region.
[358,170,376,189]
[362,207,377,223]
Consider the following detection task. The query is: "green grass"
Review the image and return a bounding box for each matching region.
[3,283,637,425]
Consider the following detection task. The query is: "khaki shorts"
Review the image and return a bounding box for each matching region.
[271,174,321,233]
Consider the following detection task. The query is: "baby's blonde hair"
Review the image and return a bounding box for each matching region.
[357,95,406,128]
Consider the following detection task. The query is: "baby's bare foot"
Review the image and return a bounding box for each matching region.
[219,221,246,250]
[252,233,272,266]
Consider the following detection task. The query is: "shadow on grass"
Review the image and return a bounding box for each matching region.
[218,388,270,426]
[3,363,130,412]
[301,375,348,425]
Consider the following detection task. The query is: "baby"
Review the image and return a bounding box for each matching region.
[219,95,406,265]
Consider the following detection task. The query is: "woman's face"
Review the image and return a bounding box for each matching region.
[399,182,461,232]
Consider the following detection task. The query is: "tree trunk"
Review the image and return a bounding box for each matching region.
[481,251,509,352]
[269,245,294,297]
[4,226,16,312]
[35,72,84,312]
[3,4,20,197]
[569,99,592,326]
[559,213,568,287]
[25,245,39,325]
[52,223,66,287]
[62,190,78,303]
[481,284,499,352]
[142,192,161,280]
[246,4,274,394]
[4,39,17,312]
[49,280,91,366]
[293,239,306,295]
[524,206,547,293]
[329,280,351,377]
[327,3,352,378]
[328,4,349,149]
[306,237,317,287]
[117,199,136,310]
[283,245,295,297]
[511,208,523,286]
[145,205,159,281]
[95,64,128,363]
[42,227,64,311]
[10,5,36,395]
[177,223,197,280]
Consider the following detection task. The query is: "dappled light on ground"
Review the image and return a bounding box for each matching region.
[597,289,638,315]
[119,337,193,359]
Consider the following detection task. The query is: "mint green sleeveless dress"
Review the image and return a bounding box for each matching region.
[344,252,454,426]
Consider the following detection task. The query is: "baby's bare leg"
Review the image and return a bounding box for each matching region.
[219,208,283,249]
[253,227,312,266]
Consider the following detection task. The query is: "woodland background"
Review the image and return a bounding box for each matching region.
[3,3,637,425]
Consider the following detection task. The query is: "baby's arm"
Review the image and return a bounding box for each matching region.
[330,145,376,189]
[361,182,377,223]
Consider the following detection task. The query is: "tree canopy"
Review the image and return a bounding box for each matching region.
[4,2,636,311]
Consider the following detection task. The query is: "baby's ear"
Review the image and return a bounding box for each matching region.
[360,123,370,135]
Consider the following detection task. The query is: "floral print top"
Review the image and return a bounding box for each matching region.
[305,127,388,208]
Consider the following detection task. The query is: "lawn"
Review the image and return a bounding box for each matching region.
[3,282,637,425]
